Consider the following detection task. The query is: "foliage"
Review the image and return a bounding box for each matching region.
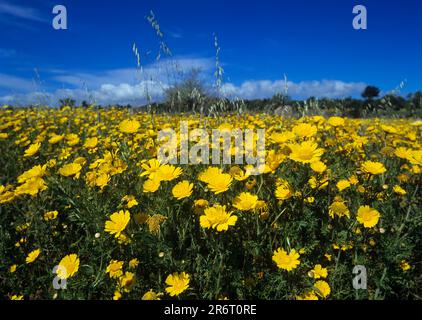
[0,107,421,300]
[362,86,381,100]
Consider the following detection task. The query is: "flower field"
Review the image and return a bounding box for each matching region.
[0,106,421,300]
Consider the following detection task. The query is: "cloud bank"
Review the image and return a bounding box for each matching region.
[0,57,367,106]
[222,79,367,100]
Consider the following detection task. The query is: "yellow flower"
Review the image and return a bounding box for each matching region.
[142,289,163,300]
[327,116,345,127]
[357,205,380,228]
[2,188,15,203]
[310,264,328,279]
[336,179,351,191]
[270,131,295,144]
[305,196,315,203]
[233,192,258,211]
[15,222,30,232]
[156,165,183,182]
[119,119,140,133]
[106,260,124,278]
[410,165,421,174]
[408,150,422,166]
[56,254,80,279]
[314,280,331,298]
[308,175,328,189]
[122,195,138,208]
[348,175,359,185]
[49,134,64,144]
[297,291,319,300]
[361,161,386,175]
[17,165,47,183]
[264,151,285,173]
[119,271,136,292]
[117,233,132,245]
[139,159,162,179]
[393,185,406,196]
[256,200,269,218]
[272,248,300,271]
[324,253,332,261]
[172,180,193,200]
[207,173,233,194]
[381,124,398,134]
[200,205,237,232]
[105,210,130,238]
[198,167,223,183]
[74,157,87,166]
[329,199,350,218]
[10,295,24,300]
[24,142,41,157]
[128,258,139,269]
[146,214,167,234]
[400,260,411,271]
[292,123,317,138]
[65,133,79,146]
[245,178,257,190]
[44,210,58,221]
[310,161,327,173]
[397,173,409,183]
[113,291,122,300]
[26,249,41,264]
[95,173,110,189]
[193,199,209,215]
[165,272,190,297]
[289,141,324,164]
[229,166,250,181]
[10,264,17,273]
[394,147,412,159]
[59,163,82,178]
[143,178,161,193]
[14,177,47,196]
[275,182,293,201]
[83,137,98,149]
[341,243,352,251]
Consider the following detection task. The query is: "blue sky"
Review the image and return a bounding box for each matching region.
[0,0,421,105]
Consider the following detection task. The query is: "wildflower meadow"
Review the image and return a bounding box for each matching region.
[0,107,420,300]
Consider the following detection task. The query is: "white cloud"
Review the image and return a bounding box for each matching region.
[53,57,214,88]
[0,73,34,91]
[0,57,214,106]
[92,81,168,105]
[0,78,368,106]
[222,79,367,100]
[0,81,168,106]
[0,1,46,23]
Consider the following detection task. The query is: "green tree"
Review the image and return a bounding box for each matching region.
[164,68,208,113]
[361,85,380,100]
[59,98,76,108]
